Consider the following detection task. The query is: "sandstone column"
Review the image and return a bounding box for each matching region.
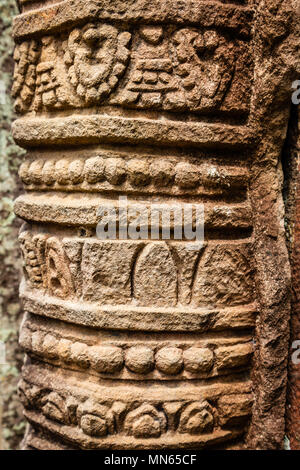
[12,0,299,450]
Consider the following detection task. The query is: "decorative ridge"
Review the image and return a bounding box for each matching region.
[14,0,254,40]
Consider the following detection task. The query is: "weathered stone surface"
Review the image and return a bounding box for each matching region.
[218,394,253,427]
[11,0,300,451]
[285,108,300,450]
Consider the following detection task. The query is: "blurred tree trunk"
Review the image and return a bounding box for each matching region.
[0,0,25,450]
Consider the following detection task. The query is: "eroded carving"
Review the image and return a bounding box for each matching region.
[64,24,131,105]
[18,154,249,198]
[20,231,254,310]
[114,25,251,114]
[12,40,40,113]
[19,314,254,380]
[13,21,251,116]
[19,231,74,298]
[19,373,253,445]
[13,0,298,451]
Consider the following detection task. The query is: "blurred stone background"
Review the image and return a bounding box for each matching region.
[0,0,25,450]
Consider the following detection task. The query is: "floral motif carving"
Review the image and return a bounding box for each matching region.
[64,23,131,104]
[124,404,167,438]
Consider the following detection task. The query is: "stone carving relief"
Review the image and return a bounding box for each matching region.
[19,231,74,298]
[18,153,249,198]
[124,404,167,438]
[20,231,254,309]
[19,377,252,443]
[33,36,68,110]
[115,25,242,113]
[171,28,233,111]
[193,245,254,307]
[45,237,74,298]
[19,231,47,288]
[13,0,299,451]
[19,317,253,379]
[111,24,251,114]
[12,40,40,113]
[12,22,251,116]
[13,23,131,111]
[64,24,131,105]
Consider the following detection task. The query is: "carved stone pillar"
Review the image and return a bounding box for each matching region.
[12,0,299,450]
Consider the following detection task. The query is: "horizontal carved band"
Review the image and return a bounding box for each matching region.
[12,21,252,116]
[19,154,249,197]
[14,0,253,40]
[24,409,245,449]
[20,313,253,380]
[12,115,255,149]
[19,363,253,448]
[23,424,242,450]
[19,230,254,307]
[21,287,257,332]
[15,194,252,231]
